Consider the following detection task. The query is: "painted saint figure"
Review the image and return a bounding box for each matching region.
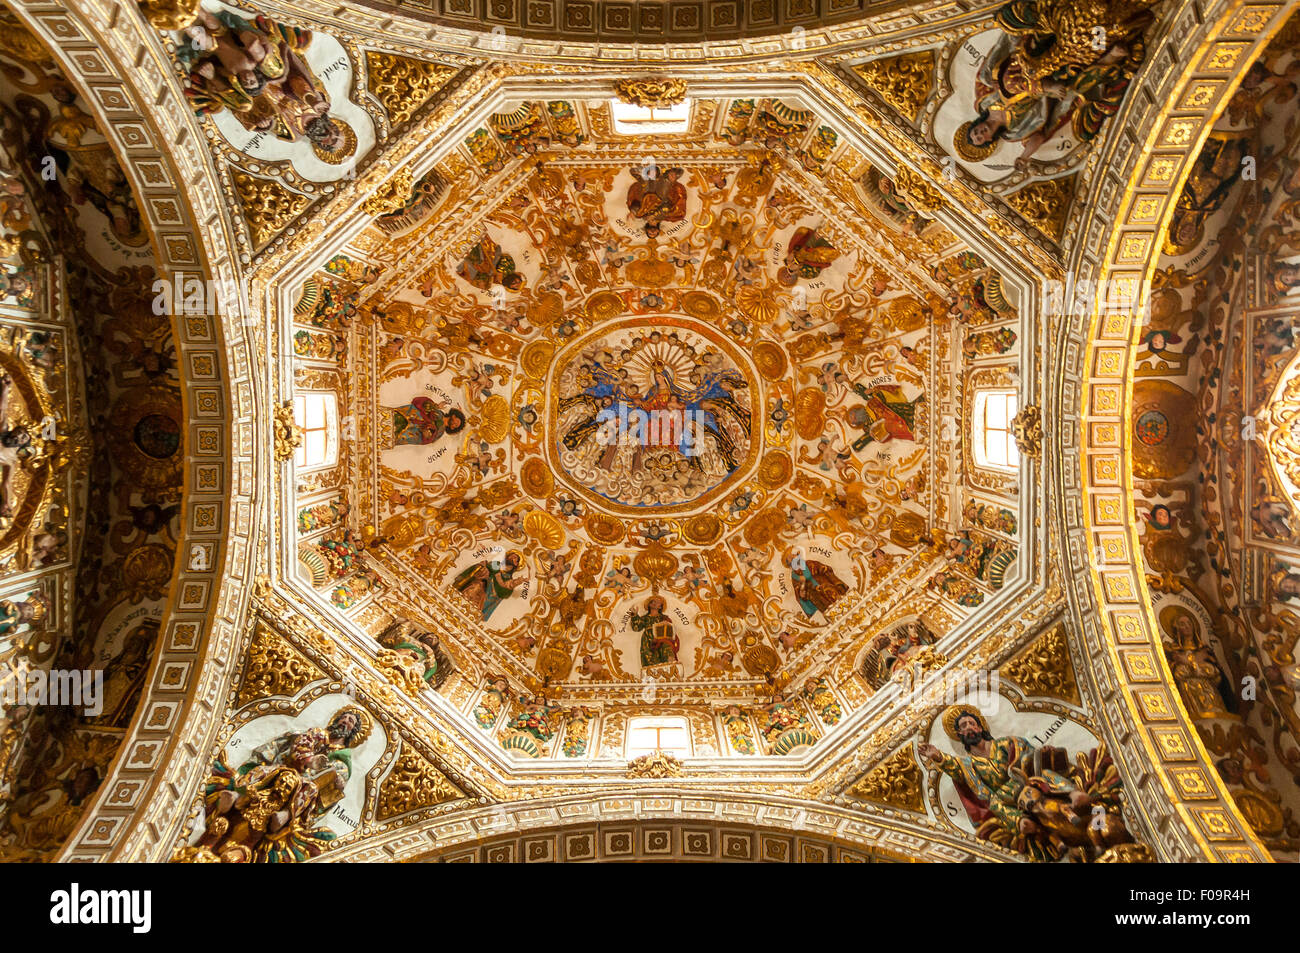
[777,226,840,285]
[632,595,679,669]
[378,621,451,690]
[0,591,47,638]
[788,552,850,619]
[918,705,1130,861]
[90,622,156,728]
[196,706,369,863]
[177,8,356,162]
[555,331,752,507]
[1159,606,1236,719]
[451,552,526,621]
[456,233,525,292]
[626,165,687,238]
[0,374,33,518]
[955,0,1154,169]
[847,383,922,451]
[1164,133,1251,254]
[386,396,465,447]
[861,620,938,689]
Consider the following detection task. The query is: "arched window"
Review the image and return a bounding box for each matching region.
[610,99,691,136]
[973,389,1019,472]
[293,392,338,470]
[625,715,691,759]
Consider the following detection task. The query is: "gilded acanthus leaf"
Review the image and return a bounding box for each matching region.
[1096,842,1156,863]
[1262,359,1300,502]
[273,400,301,461]
[851,51,936,123]
[1003,174,1076,242]
[365,52,458,127]
[846,746,924,812]
[236,622,323,706]
[361,169,416,218]
[613,77,688,109]
[892,165,943,214]
[1011,404,1044,458]
[626,751,684,779]
[376,648,425,696]
[232,172,313,249]
[1000,625,1080,704]
[375,747,464,819]
[137,0,202,30]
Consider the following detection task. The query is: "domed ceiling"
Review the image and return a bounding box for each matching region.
[278,86,1041,769]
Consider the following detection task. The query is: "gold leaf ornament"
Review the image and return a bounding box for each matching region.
[479,394,511,443]
[585,291,626,321]
[891,166,942,214]
[613,77,688,109]
[846,746,924,812]
[794,388,826,440]
[362,168,416,217]
[519,340,554,380]
[520,457,554,497]
[524,510,565,549]
[527,292,564,329]
[365,52,458,127]
[735,285,778,326]
[273,400,301,461]
[1011,403,1044,460]
[585,513,626,544]
[233,172,313,249]
[633,541,678,586]
[757,450,792,489]
[682,513,723,545]
[752,341,788,380]
[138,0,201,30]
[681,291,721,320]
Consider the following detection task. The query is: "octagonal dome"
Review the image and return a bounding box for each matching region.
[274,86,1041,771]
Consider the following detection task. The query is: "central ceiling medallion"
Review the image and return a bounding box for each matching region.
[544,315,761,513]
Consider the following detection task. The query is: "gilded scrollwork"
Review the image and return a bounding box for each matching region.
[364,52,459,128]
[846,745,924,812]
[850,51,936,123]
[237,622,325,706]
[136,0,202,31]
[626,751,684,779]
[361,169,417,219]
[1011,404,1043,459]
[1261,353,1300,518]
[375,747,464,819]
[999,624,1078,703]
[233,173,314,250]
[273,399,302,462]
[613,77,689,109]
